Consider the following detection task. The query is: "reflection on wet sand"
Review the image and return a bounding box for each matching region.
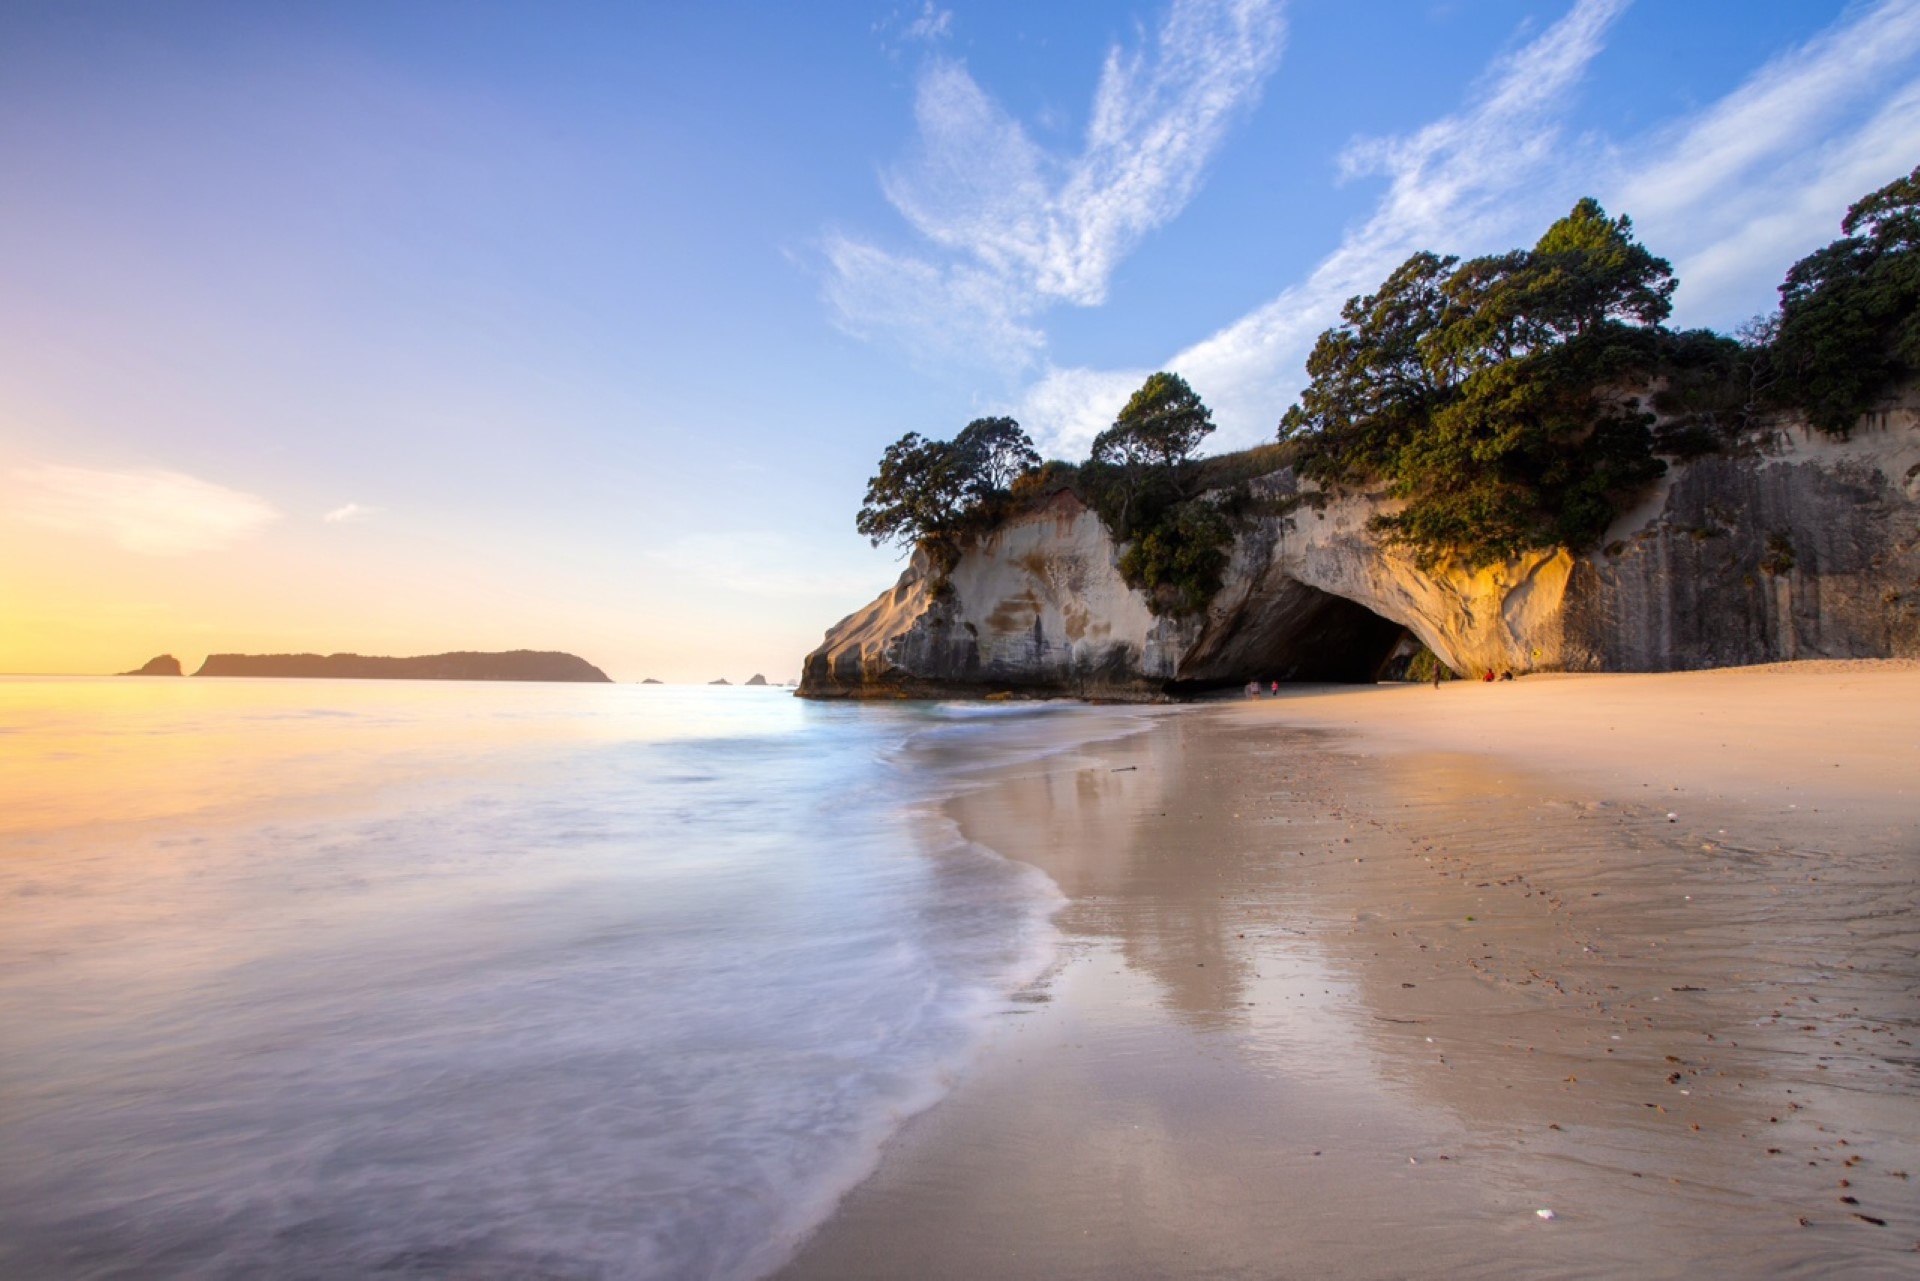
[783,702,1920,1281]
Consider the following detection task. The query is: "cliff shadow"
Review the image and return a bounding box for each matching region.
[1168,580,1409,694]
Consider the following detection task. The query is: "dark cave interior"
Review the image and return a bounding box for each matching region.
[1164,583,1413,696]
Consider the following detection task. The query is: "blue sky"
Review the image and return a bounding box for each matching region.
[2,0,1916,680]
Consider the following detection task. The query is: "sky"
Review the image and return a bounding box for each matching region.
[2,0,1916,682]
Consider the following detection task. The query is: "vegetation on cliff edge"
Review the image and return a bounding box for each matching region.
[855,376,1247,617]
[853,167,1919,612]
[1279,167,1920,568]
[1766,163,1920,434]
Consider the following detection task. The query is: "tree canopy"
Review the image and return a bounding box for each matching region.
[952,416,1040,496]
[855,418,1040,569]
[1093,371,1215,471]
[848,173,1918,618]
[1080,371,1234,615]
[1768,163,1920,434]
[1086,371,1216,541]
[1280,199,1687,568]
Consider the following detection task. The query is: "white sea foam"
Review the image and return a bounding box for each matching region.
[0,680,1140,1279]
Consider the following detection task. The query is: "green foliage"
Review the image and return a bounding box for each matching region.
[952,416,1041,496]
[1281,199,1687,569]
[855,432,972,552]
[1402,646,1456,684]
[1117,498,1234,617]
[1088,371,1217,545]
[1647,329,1755,459]
[856,418,1041,570]
[1078,372,1236,617]
[1505,197,1676,338]
[1096,371,1216,469]
[1281,250,1455,485]
[1768,164,1920,435]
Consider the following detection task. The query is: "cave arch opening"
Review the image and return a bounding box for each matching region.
[1164,581,1417,696]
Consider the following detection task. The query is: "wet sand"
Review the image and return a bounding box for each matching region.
[779,662,1920,1279]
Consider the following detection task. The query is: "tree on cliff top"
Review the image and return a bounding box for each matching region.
[1082,371,1233,616]
[953,416,1040,495]
[1086,371,1215,539]
[1768,163,1920,435]
[1094,371,1215,471]
[855,418,1040,569]
[1280,198,1681,569]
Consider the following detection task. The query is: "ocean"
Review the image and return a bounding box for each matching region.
[0,678,1151,1279]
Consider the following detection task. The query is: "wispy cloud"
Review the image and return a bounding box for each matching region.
[827,0,1287,375]
[1003,366,1153,465]
[822,239,1047,370]
[322,501,375,524]
[1017,0,1627,452]
[9,464,280,555]
[1014,0,1920,453]
[1618,0,1920,324]
[875,1,956,56]
[904,2,953,43]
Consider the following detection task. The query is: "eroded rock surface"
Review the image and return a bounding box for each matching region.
[801,403,1920,699]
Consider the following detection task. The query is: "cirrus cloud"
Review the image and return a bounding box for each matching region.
[8,464,281,555]
[825,0,1287,376]
[1009,0,1920,454]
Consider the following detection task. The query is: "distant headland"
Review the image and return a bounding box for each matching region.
[151,650,613,683]
[119,655,184,676]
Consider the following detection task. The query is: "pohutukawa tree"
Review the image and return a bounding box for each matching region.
[1280,198,1686,568]
[1080,371,1234,616]
[952,416,1041,497]
[1088,371,1215,538]
[855,418,1040,570]
[1767,163,1920,435]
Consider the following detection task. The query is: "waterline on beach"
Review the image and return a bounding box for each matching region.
[0,680,1149,1279]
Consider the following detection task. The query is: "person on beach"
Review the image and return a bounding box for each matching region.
[1269,680,1279,697]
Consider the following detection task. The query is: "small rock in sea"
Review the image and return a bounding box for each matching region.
[1666,812,1678,822]
[1536,1209,1556,1221]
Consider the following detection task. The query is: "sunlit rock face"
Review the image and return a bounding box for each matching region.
[799,401,1920,699]
[798,494,1169,699]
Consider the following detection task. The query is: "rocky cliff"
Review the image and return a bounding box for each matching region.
[800,400,1920,699]
[193,650,612,682]
[119,655,183,676]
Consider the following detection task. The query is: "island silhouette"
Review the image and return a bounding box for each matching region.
[153,650,613,682]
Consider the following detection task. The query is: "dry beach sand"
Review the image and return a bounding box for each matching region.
[779,661,1920,1280]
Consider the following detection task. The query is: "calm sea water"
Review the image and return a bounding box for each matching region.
[0,678,1148,1279]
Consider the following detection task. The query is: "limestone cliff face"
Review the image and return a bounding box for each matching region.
[800,401,1920,699]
